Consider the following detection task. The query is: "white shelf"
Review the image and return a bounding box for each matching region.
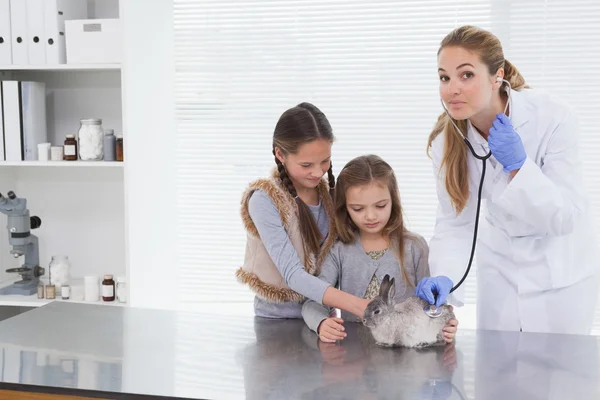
[0,161,124,167]
[0,279,127,307]
[0,64,121,72]
[0,296,126,308]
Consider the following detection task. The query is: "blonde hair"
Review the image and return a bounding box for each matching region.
[334,154,415,288]
[427,25,529,214]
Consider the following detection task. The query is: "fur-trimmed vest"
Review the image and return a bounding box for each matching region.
[236,169,337,303]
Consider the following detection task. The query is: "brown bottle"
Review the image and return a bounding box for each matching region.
[116,136,123,161]
[63,135,78,161]
[102,274,115,301]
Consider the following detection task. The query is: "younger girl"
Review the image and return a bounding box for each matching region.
[236,102,371,319]
[302,154,459,342]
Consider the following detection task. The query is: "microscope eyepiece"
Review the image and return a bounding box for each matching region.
[30,216,41,229]
[7,191,16,200]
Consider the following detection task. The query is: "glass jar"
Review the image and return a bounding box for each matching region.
[45,285,56,299]
[116,277,127,303]
[48,255,71,289]
[63,135,78,161]
[78,118,104,161]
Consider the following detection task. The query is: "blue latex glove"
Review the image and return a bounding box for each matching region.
[488,113,527,173]
[415,276,453,307]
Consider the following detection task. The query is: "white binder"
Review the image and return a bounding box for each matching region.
[20,81,47,160]
[2,81,23,161]
[26,0,45,64]
[44,0,88,64]
[2,81,47,161]
[9,0,27,65]
[0,0,12,65]
[0,84,5,160]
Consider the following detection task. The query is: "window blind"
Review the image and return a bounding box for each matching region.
[173,0,600,335]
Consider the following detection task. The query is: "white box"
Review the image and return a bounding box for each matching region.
[65,18,121,64]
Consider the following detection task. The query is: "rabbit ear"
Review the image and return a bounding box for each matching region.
[380,274,394,303]
[387,277,396,305]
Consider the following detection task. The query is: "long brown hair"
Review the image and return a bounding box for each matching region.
[427,25,529,214]
[334,154,415,287]
[273,102,336,259]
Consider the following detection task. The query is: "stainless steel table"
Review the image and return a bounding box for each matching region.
[0,301,597,399]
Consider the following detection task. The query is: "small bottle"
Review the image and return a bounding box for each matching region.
[63,135,78,161]
[116,276,127,303]
[61,285,70,300]
[116,136,123,161]
[37,283,45,299]
[46,285,56,299]
[116,136,123,162]
[102,274,115,302]
[84,276,99,302]
[103,129,116,161]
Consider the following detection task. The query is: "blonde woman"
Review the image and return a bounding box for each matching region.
[416,25,599,334]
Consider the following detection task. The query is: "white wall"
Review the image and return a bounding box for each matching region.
[121,0,178,310]
[88,0,120,19]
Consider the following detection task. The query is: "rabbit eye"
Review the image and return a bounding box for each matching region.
[374,309,381,315]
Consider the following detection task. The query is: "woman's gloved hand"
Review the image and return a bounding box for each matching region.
[415,276,453,307]
[488,113,527,173]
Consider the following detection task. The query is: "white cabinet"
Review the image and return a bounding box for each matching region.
[0,0,126,305]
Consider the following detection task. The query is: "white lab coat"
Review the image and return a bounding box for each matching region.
[429,88,600,334]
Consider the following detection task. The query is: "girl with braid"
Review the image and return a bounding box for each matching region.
[237,102,372,319]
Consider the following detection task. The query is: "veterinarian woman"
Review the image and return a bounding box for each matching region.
[415,25,600,334]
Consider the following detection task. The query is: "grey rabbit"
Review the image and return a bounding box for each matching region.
[362,274,455,348]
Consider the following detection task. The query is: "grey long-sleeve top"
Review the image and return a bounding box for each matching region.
[302,232,430,333]
[248,189,331,318]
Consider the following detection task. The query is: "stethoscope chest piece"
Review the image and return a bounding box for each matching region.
[423,304,443,318]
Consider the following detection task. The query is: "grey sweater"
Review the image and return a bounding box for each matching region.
[248,189,331,319]
[302,232,430,333]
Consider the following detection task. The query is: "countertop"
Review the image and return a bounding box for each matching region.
[0,301,598,399]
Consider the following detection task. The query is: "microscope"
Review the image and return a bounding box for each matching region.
[0,191,44,295]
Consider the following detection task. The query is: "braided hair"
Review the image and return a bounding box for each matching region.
[273,102,336,257]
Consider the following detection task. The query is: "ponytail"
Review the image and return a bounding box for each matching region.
[502,58,529,92]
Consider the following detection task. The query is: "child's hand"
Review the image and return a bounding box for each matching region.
[318,317,347,342]
[443,318,459,343]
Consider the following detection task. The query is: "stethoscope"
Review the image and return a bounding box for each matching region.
[424,77,512,318]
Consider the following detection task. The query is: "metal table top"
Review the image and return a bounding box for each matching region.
[0,301,597,399]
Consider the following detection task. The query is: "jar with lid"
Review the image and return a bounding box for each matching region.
[102,274,115,302]
[48,255,71,288]
[78,118,104,161]
[63,135,78,161]
[103,129,116,161]
[116,136,123,161]
[116,276,127,303]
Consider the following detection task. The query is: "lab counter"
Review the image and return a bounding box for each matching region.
[0,302,597,399]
